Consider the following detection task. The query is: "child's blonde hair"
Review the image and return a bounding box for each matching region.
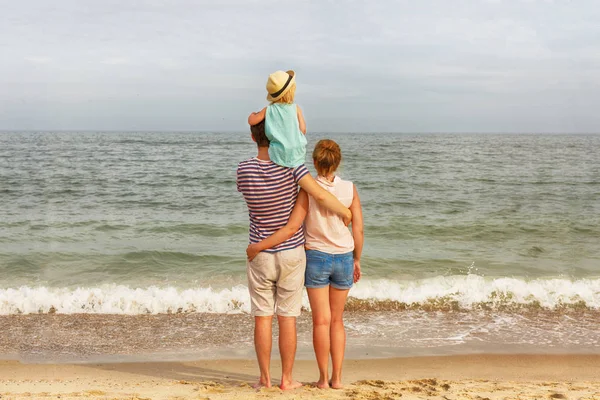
[313,139,342,177]
[272,83,296,104]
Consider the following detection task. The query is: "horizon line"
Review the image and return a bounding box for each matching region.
[1,129,599,135]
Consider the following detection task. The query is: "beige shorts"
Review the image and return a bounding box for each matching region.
[247,246,306,317]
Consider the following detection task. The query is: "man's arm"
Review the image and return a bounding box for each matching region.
[248,107,267,126]
[297,106,306,135]
[349,185,364,282]
[246,190,309,260]
[297,174,351,225]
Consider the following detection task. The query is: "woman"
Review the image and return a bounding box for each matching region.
[246,139,364,389]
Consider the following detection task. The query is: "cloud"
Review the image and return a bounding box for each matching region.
[101,57,130,65]
[1,0,599,132]
[24,56,52,64]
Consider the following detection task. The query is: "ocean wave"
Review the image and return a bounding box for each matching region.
[136,223,247,236]
[349,276,600,311]
[0,285,250,315]
[1,276,599,315]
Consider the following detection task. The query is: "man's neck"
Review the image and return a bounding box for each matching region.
[256,146,270,161]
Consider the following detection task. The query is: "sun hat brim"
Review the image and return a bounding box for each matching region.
[266,70,296,102]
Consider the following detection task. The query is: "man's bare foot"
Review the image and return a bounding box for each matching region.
[316,379,330,389]
[280,379,303,391]
[330,379,343,389]
[253,378,272,389]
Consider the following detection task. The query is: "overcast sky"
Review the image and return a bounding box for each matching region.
[1,0,599,132]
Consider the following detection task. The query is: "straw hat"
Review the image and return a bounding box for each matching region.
[266,70,296,102]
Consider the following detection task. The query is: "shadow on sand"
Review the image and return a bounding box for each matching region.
[85,361,258,387]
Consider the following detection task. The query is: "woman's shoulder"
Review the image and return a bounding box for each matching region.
[334,176,354,195]
[335,176,353,186]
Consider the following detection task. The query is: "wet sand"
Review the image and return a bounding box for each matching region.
[2,354,600,399]
[3,311,600,363]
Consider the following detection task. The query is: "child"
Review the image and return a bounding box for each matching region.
[248,70,351,224]
[248,70,306,168]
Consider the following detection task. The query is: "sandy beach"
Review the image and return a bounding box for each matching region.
[2,354,600,399]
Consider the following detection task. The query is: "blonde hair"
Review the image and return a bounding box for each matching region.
[273,83,296,104]
[313,139,342,177]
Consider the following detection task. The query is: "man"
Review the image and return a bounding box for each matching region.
[237,120,349,390]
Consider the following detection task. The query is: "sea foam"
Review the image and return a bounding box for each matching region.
[1,275,599,315]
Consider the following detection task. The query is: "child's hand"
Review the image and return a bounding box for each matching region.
[246,244,261,261]
[353,260,362,283]
[248,108,267,126]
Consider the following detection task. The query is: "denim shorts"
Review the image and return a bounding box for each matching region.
[305,249,354,290]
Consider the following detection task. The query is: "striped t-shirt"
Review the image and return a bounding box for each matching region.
[237,158,309,252]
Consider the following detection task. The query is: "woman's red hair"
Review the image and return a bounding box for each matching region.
[312,139,341,176]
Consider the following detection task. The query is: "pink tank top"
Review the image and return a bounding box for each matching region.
[304,175,355,254]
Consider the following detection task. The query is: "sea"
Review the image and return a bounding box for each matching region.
[1,131,599,363]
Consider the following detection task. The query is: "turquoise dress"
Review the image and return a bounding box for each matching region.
[265,103,307,168]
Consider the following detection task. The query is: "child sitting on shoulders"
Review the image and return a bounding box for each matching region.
[248,70,351,224]
[248,70,306,168]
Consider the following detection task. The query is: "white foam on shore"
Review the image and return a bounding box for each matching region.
[0,285,251,315]
[350,275,600,309]
[1,276,599,315]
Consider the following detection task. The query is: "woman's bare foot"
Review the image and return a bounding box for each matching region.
[280,379,303,391]
[330,379,343,389]
[316,379,330,389]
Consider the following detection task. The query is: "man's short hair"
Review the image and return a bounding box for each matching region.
[251,120,270,147]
